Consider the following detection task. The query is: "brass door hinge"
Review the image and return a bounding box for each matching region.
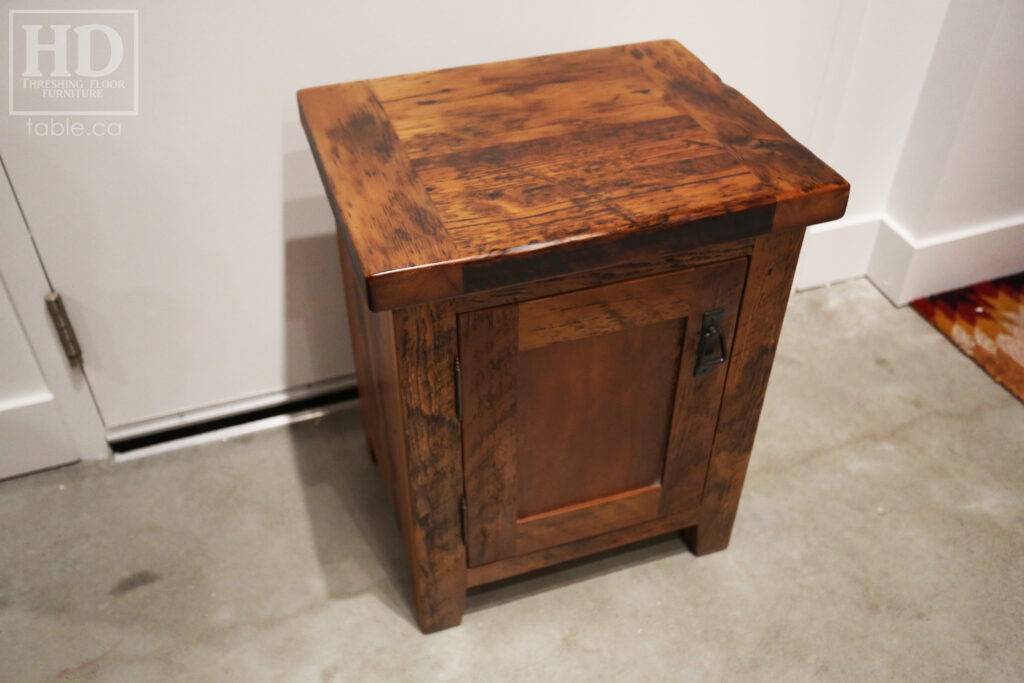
[45,292,82,367]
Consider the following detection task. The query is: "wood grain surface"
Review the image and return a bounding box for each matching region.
[298,82,462,310]
[515,321,681,516]
[466,508,699,587]
[457,304,519,566]
[390,302,467,632]
[301,41,844,630]
[298,40,847,310]
[683,228,806,555]
[515,485,664,556]
[450,237,755,313]
[626,41,850,231]
[459,259,746,563]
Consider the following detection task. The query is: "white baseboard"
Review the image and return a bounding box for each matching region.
[114,396,357,462]
[794,216,881,290]
[867,214,1024,305]
[104,374,357,445]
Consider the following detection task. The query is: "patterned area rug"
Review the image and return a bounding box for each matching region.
[911,272,1024,402]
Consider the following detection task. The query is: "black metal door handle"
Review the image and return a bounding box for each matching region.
[695,309,727,376]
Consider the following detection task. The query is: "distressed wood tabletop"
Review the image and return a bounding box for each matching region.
[299,40,848,310]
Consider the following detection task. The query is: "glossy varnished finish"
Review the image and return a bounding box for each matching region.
[298,39,847,311]
[299,40,847,633]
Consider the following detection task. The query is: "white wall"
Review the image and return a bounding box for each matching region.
[867,0,1024,303]
[793,0,950,289]
[1,0,1018,441]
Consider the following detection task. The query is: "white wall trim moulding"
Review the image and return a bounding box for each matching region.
[794,215,882,291]
[868,214,1024,305]
[114,396,357,463]
[105,374,356,445]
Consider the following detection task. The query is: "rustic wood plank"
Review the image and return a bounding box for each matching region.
[682,228,806,555]
[516,264,729,350]
[372,45,632,94]
[467,508,699,587]
[412,115,766,247]
[379,72,681,157]
[659,259,746,516]
[297,82,462,310]
[450,238,756,312]
[629,40,850,230]
[515,321,681,517]
[458,205,772,298]
[300,41,845,310]
[457,305,519,566]
[515,485,664,556]
[417,114,771,257]
[334,237,394,506]
[390,302,467,632]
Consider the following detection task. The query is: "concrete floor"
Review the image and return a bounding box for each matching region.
[2,278,1023,682]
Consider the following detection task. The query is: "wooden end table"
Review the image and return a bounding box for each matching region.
[298,40,848,632]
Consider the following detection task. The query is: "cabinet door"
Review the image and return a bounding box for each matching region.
[458,258,747,566]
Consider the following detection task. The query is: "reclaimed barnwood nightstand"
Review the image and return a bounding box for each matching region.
[298,40,848,632]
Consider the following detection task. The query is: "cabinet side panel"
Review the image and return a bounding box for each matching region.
[336,239,397,504]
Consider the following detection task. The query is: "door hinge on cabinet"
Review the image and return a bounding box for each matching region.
[453,355,463,421]
[459,497,468,546]
[45,292,82,367]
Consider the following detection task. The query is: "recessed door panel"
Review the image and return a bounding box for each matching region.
[459,258,746,566]
[516,319,683,517]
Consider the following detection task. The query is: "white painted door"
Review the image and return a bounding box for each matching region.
[0,278,76,479]
[0,163,107,479]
